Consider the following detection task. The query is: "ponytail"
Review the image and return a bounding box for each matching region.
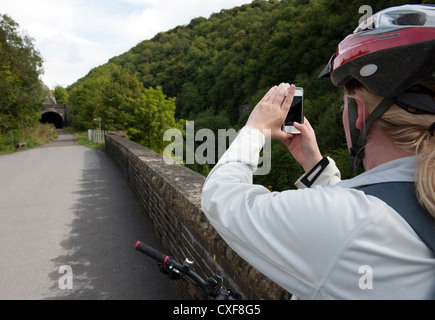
[415,135,435,218]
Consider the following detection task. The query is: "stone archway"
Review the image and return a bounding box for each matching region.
[40,110,64,128]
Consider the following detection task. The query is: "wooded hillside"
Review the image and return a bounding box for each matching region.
[69,0,426,190]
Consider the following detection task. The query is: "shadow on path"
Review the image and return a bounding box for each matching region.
[45,149,188,300]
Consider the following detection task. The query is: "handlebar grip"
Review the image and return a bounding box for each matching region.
[135,241,169,265]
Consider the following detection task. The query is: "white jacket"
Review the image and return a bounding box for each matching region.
[201,126,435,300]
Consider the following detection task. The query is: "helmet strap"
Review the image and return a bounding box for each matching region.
[348,97,396,175]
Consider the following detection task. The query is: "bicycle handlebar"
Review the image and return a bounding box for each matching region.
[135,241,169,265]
[134,241,242,300]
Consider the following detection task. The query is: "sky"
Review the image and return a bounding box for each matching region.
[1,0,251,89]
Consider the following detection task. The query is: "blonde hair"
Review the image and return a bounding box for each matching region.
[345,82,435,218]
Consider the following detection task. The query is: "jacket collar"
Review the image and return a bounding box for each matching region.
[333,156,416,189]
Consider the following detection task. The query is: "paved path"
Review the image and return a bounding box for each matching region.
[0,131,186,300]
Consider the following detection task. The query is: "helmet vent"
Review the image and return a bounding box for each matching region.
[393,13,426,26]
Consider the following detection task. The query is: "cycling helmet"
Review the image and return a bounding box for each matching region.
[319,4,435,174]
[320,4,435,97]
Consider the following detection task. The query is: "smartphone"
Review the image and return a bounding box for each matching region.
[284,87,304,134]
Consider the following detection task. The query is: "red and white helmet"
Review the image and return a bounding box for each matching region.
[320,5,435,174]
[319,4,435,97]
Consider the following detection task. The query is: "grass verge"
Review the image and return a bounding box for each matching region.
[0,123,58,155]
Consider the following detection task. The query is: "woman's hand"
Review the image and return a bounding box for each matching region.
[246,83,323,173]
[246,83,295,140]
[282,118,323,173]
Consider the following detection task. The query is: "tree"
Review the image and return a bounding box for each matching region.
[0,14,44,134]
[68,66,111,131]
[130,86,182,153]
[54,86,69,104]
[68,63,182,154]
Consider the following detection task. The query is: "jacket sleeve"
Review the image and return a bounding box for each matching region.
[295,157,342,189]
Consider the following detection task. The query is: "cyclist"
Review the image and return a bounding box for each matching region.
[201,4,435,299]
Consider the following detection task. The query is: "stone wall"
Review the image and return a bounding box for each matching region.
[105,133,291,300]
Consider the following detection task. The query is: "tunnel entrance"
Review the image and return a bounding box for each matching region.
[40,111,64,129]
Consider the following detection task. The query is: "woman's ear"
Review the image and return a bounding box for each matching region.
[355,98,370,130]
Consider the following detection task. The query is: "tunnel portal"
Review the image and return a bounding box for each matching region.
[40,111,64,129]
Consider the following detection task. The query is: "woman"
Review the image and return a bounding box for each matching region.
[201,5,435,299]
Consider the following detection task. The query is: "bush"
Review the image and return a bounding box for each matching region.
[0,123,58,154]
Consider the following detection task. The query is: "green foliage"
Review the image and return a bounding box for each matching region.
[0,14,44,135]
[0,123,57,154]
[112,0,414,121]
[53,86,69,104]
[68,63,182,153]
[64,128,105,151]
[129,86,181,152]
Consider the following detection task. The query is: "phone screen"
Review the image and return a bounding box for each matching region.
[285,95,303,125]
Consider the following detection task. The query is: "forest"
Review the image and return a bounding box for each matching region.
[66,0,427,191]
